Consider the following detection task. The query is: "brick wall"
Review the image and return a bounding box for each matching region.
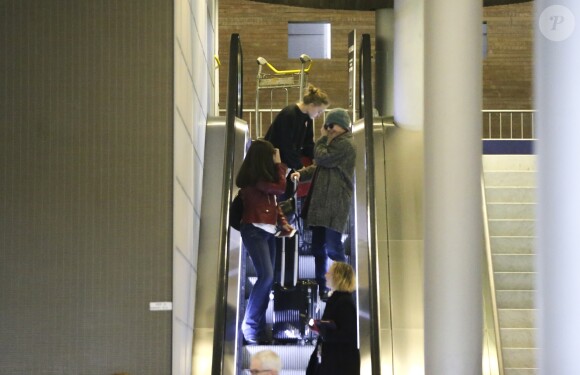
[218,0,376,132]
[219,1,533,127]
[483,3,533,109]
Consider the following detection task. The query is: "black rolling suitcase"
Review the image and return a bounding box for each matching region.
[272,183,318,343]
[272,237,318,342]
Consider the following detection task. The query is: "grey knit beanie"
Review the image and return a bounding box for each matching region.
[324,108,351,131]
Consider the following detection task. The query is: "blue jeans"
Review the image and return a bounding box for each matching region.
[240,223,276,340]
[310,226,346,291]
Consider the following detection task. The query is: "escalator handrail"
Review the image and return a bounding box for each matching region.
[211,33,243,375]
[481,172,505,375]
[359,33,382,375]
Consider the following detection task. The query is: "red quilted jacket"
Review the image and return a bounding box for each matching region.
[240,163,287,225]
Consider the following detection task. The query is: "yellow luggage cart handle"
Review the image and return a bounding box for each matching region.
[257,54,312,74]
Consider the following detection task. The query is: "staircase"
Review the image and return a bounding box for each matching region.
[483,155,537,375]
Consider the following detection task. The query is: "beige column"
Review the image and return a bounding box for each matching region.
[535,2,580,374]
[393,0,424,130]
[424,0,483,374]
[375,8,394,118]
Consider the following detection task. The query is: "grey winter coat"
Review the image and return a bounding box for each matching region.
[298,131,356,233]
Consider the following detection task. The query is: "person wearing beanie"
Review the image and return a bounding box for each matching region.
[323,107,351,133]
[291,108,356,300]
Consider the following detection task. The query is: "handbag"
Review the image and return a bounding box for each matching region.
[229,191,243,231]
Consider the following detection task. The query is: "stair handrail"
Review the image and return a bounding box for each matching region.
[481,172,505,375]
[211,33,243,375]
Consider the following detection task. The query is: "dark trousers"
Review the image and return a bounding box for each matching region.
[240,223,276,339]
[310,226,346,291]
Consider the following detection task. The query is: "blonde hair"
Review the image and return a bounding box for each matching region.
[302,84,329,106]
[251,350,282,373]
[328,262,356,292]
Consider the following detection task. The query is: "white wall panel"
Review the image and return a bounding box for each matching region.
[173,0,216,373]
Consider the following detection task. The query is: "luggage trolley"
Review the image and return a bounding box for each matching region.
[255,54,312,138]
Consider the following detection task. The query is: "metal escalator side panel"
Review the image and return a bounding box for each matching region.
[355,116,410,374]
[352,117,370,373]
[352,117,389,374]
[192,116,249,375]
[382,120,426,373]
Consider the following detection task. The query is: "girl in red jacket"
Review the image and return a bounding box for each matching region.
[236,139,288,344]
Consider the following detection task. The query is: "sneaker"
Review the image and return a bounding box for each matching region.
[243,337,259,345]
[243,335,272,346]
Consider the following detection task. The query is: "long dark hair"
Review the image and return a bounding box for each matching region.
[236,139,278,188]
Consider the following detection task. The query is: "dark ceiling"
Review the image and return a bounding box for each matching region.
[248,0,532,11]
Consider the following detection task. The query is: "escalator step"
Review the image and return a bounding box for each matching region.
[242,345,314,371]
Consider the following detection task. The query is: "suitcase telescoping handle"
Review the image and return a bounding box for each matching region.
[280,177,299,287]
[291,177,299,286]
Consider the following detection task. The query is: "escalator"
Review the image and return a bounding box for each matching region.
[192,33,388,374]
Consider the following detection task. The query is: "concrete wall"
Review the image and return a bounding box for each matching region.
[0,1,173,374]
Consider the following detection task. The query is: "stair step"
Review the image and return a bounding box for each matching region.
[485,187,536,203]
[504,369,537,375]
[482,155,536,172]
[484,171,536,187]
[493,254,535,272]
[498,309,535,329]
[501,327,536,348]
[491,236,534,255]
[495,272,535,290]
[496,290,535,309]
[489,219,534,236]
[502,348,537,369]
[298,256,316,279]
[242,345,315,370]
[487,203,535,220]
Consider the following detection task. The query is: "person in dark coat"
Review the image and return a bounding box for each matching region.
[264,83,329,172]
[265,84,329,284]
[306,261,360,375]
[236,139,288,344]
[291,108,356,299]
